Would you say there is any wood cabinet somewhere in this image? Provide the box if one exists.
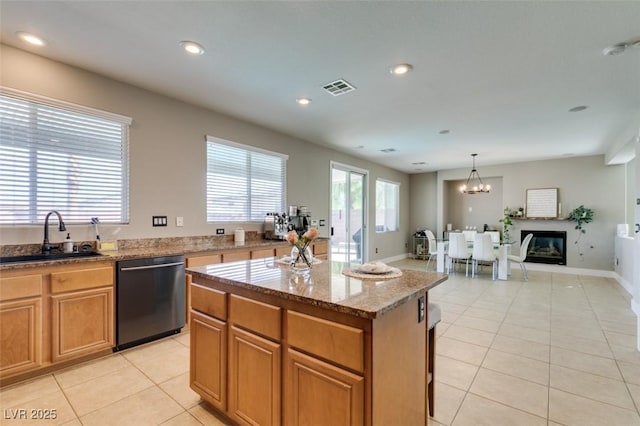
[50,266,114,362]
[285,348,364,426]
[0,274,43,378]
[0,261,115,384]
[189,268,434,426]
[190,310,227,411]
[311,240,328,259]
[285,310,364,426]
[229,325,281,426]
[50,287,113,362]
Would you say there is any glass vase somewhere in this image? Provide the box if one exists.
[290,245,313,274]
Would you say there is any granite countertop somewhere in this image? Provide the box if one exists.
[0,238,297,271]
[188,259,448,319]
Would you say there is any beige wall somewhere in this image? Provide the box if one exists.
[432,156,626,270]
[0,44,410,261]
[445,177,503,233]
[409,172,437,234]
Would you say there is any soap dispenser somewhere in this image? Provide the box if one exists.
[63,233,74,253]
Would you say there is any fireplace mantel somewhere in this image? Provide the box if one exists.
[513,218,568,221]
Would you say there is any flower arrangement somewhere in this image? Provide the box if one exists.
[286,228,319,268]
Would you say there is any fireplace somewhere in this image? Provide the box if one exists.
[521,230,567,265]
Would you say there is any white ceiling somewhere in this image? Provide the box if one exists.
[1,1,639,173]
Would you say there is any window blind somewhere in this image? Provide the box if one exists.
[0,88,130,225]
[206,136,287,222]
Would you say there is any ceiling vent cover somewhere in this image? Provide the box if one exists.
[322,79,356,96]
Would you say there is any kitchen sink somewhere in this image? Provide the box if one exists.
[0,251,105,264]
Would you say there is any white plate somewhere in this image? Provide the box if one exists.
[355,268,394,275]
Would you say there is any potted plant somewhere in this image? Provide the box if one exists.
[567,205,594,233]
[567,205,594,260]
[499,207,513,242]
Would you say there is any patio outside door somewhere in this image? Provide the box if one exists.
[330,163,367,263]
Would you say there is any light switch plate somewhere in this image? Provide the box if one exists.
[152,215,168,227]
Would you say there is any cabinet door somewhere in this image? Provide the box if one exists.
[229,325,281,426]
[190,310,227,411]
[285,349,364,426]
[311,240,328,259]
[0,298,42,376]
[50,287,114,362]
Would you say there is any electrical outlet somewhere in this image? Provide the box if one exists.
[319,219,326,226]
[216,228,225,235]
[176,216,184,227]
[152,215,167,226]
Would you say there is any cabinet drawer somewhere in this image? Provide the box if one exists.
[0,275,42,302]
[222,251,250,263]
[229,295,281,341]
[187,254,222,267]
[191,284,227,320]
[275,246,290,257]
[50,267,113,294]
[251,248,275,259]
[312,241,328,255]
[287,311,364,372]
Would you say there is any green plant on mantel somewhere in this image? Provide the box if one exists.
[499,207,514,242]
[567,205,594,260]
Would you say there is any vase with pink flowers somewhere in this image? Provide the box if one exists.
[286,228,319,274]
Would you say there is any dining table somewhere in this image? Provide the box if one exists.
[436,238,514,280]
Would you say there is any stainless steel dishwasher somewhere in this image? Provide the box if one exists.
[115,255,186,351]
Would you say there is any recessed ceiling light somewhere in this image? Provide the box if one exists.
[390,63,413,76]
[179,41,205,55]
[439,130,450,134]
[296,98,311,106]
[16,31,45,46]
[568,105,588,112]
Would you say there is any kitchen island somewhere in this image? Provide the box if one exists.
[187,258,447,426]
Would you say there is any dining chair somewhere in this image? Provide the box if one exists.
[507,233,534,281]
[462,229,477,243]
[485,231,501,245]
[425,229,437,271]
[447,233,470,275]
[471,233,498,279]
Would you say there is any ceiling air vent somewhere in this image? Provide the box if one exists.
[380,148,397,153]
[322,79,356,96]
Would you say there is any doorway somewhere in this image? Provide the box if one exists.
[330,162,367,263]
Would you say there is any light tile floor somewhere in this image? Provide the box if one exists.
[1,260,639,425]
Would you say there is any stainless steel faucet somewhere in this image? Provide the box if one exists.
[42,210,66,254]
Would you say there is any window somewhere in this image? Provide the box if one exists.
[375,179,399,232]
[206,136,287,222]
[0,88,131,225]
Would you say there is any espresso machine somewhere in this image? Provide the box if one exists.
[288,206,311,235]
[263,206,312,240]
[263,212,288,240]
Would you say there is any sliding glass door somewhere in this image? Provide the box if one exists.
[330,162,367,263]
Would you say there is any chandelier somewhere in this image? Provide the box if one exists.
[460,154,491,194]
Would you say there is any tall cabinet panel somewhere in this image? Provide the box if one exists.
[190,310,227,411]
[228,325,281,426]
